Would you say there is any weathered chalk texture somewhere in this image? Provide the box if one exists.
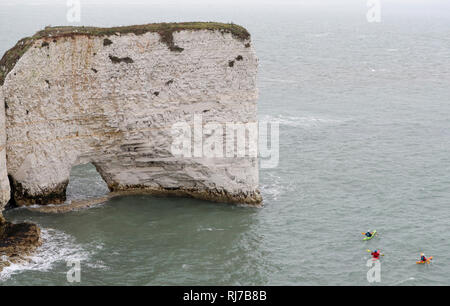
[0,23,261,209]
[0,87,10,214]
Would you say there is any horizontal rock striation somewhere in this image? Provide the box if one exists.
[0,22,262,208]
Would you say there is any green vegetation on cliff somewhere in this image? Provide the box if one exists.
[0,22,251,85]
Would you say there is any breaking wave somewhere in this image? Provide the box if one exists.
[0,228,105,281]
[260,172,294,202]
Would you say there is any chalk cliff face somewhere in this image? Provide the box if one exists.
[0,87,9,215]
[0,23,261,210]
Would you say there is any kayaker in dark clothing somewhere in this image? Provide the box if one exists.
[420,253,427,262]
[365,232,373,238]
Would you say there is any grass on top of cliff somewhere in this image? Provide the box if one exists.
[0,22,250,85]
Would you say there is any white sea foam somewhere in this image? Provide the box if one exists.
[197,227,225,232]
[259,114,345,128]
[0,228,102,281]
[259,77,299,84]
[392,277,416,285]
[306,32,331,38]
[85,261,109,270]
[260,172,294,202]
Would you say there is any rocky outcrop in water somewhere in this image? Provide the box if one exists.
[0,217,42,272]
[0,22,261,213]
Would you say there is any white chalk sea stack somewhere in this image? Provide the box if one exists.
[0,22,262,210]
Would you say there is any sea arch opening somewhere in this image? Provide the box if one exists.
[66,162,109,204]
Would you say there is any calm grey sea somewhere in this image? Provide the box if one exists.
[1,0,450,285]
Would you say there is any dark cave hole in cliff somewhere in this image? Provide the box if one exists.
[66,163,109,202]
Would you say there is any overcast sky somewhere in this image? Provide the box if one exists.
[0,0,448,18]
[0,0,449,9]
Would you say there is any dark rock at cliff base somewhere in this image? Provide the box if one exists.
[0,218,42,272]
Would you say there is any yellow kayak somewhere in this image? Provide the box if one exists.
[416,256,433,264]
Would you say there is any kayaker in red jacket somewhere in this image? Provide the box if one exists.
[371,249,381,259]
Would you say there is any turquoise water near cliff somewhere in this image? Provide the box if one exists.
[1,1,450,285]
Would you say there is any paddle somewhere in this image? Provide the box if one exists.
[366,249,384,256]
[419,256,432,263]
[361,231,377,237]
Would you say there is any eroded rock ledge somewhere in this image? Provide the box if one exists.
[0,22,261,214]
